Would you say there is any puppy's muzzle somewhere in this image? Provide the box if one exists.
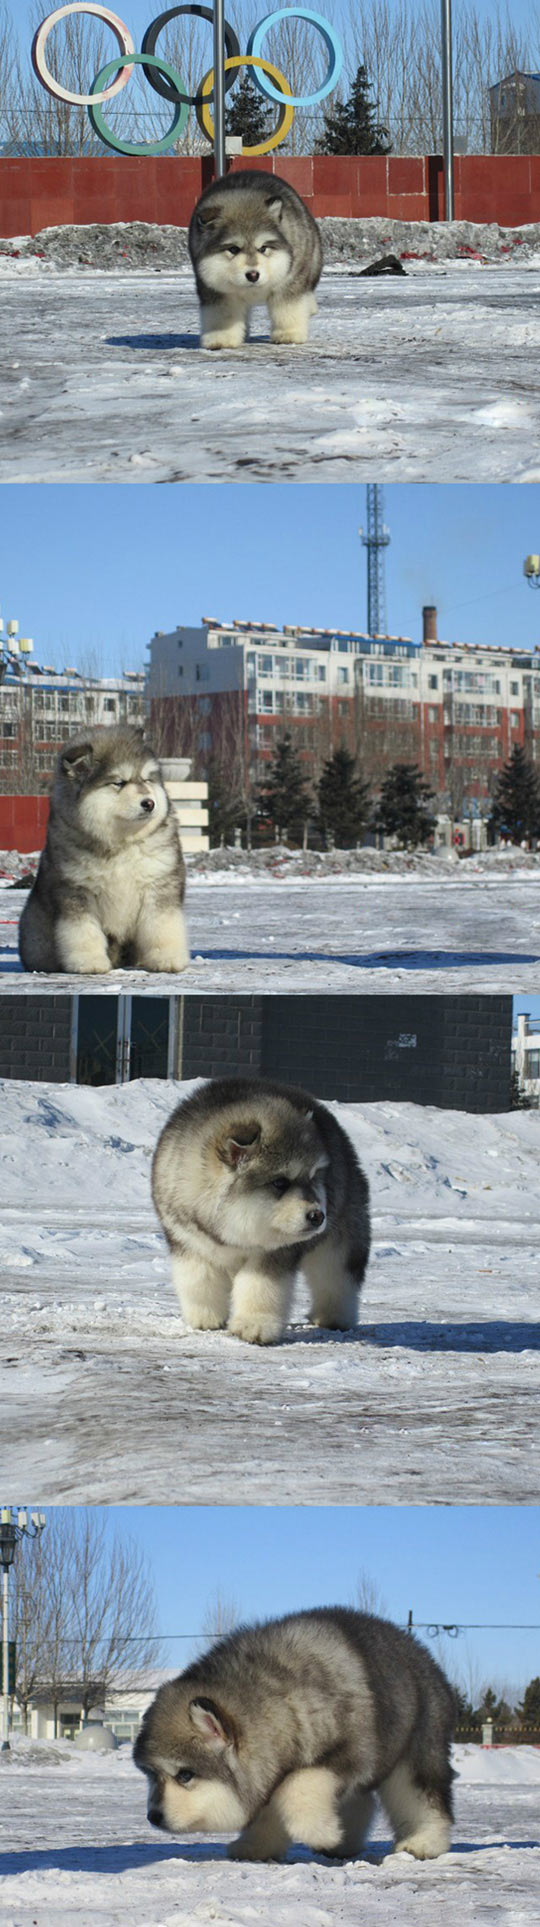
[148,1803,165,1828]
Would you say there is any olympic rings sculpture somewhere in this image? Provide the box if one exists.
[33,3,343,156]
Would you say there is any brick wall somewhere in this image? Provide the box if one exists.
[0,993,512,1108]
[0,995,72,1079]
[0,797,49,854]
[181,996,263,1081]
[260,995,513,1111]
[1,154,540,238]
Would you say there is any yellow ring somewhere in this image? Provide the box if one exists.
[196,55,294,154]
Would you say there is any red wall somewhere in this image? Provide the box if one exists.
[0,797,49,855]
[1,153,540,237]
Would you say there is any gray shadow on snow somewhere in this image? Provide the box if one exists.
[1,1838,538,1876]
[106,333,199,351]
[285,1321,540,1354]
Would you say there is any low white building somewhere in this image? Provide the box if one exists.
[512,1012,540,1105]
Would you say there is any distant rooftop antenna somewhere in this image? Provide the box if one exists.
[359,486,391,636]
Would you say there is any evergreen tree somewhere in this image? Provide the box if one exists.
[262,731,310,841]
[488,744,540,845]
[516,1677,540,1726]
[375,762,435,849]
[317,64,391,157]
[317,746,371,848]
[224,73,274,147]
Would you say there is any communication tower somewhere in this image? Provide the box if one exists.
[359,486,391,636]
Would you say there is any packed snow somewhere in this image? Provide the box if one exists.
[1,216,540,481]
[1,1078,538,1505]
[0,1739,538,1927]
[2,860,540,992]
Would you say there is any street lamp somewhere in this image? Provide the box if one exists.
[1,1508,46,1752]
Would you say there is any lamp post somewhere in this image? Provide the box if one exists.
[213,0,226,178]
[1,1508,46,1751]
[441,0,455,221]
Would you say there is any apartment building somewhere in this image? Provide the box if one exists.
[146,608,540,814]
[0,625,146,788]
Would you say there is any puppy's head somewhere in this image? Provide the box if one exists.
[58,728,169,846]
[193,192,292,299]
[208,1099,328,1250]
[134,1685,247,1836]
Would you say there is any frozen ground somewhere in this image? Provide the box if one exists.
[2,864,540,992]
[1,213,540,481]
[1,1079,538,1505]
[0,1741,538,1927]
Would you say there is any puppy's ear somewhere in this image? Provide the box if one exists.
[189,1697,236,1751]
[196,206,219,228]
[219,1123,261,1168]
[266,195,284,222]
[61,741,94,780]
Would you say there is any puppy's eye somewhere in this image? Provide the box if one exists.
[175,1768,194,1785]
[258,244,272,254]
[111,780,128,790]
[270,1176,290,1197]
[225,246,241,256]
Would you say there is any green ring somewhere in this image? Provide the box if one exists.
[88,52,189,155]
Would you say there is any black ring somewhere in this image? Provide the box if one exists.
[141,7,240,106]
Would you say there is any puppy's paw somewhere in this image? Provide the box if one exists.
[228,1313,284,1346]
[227,1837,282,1862]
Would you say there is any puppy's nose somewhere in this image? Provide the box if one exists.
[246,270,259,283]
[140,797,155,813]
[306,1207,325,1228]
[148,1806,164,1828]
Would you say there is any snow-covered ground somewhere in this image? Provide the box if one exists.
[1,230,540,481]
[1,1079,538,1505]
[0,1740,538,1927]
[2,866,540,992]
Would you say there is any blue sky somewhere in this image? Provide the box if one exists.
[10,1,539,59]
[57,1504,540,1696]
[2,485,540,676]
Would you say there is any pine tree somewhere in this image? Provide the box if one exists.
[488,744,540,845]
[262,732,310,841]
[516,1677,540,1726]
[375,762,435,849]
[224,73,274,148]
[317,747,371,848]
[316,64,391,157]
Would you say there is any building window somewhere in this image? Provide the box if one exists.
[510,681,519,695]
[428,706,438,723]
[511,711,520,728]
[428,675,438,689]
[104,698,116,712]
[337,667,349,684]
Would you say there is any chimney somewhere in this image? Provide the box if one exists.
[422,605,438,644]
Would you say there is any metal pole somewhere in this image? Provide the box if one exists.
[213,0,226,178]
[2,1567,9,1750]
[441,0,455,221]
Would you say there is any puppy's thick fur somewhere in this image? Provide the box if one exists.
[134,1607,455,1862]
[151,1075,370,1344]
[19,725,189,975]
[188,170,322,349]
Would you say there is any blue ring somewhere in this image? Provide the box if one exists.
[247,9,342,106]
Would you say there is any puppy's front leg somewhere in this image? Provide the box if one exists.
[228,1264,295,1345]
[200,300,247,351]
